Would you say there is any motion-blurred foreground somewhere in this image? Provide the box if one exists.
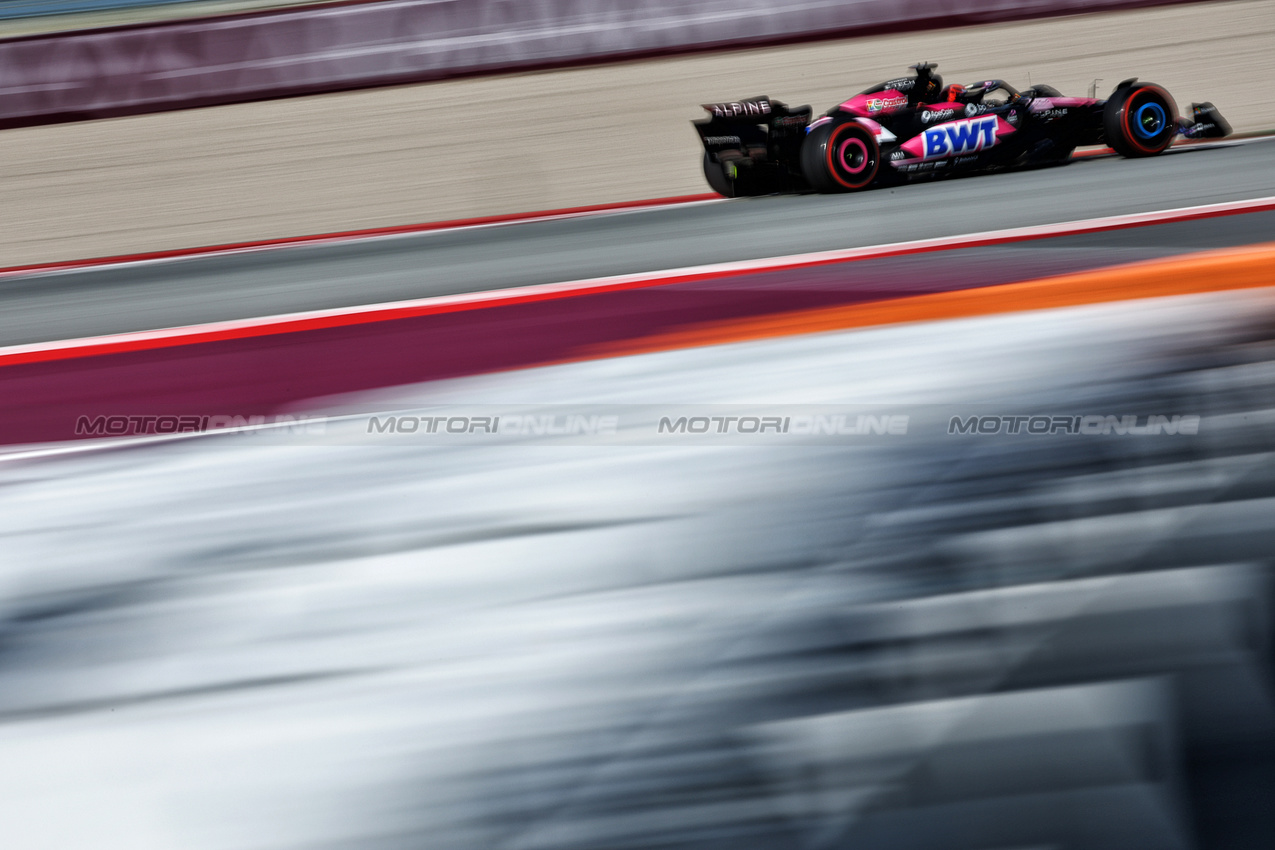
[2,291,1274,849]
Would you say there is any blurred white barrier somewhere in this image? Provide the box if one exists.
[0,290,1273,849]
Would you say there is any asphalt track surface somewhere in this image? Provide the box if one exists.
[4,139,1275,348]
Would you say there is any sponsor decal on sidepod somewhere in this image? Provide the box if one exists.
[919,115,1000,160]
[866,95,908,112]
[921,107,962,123]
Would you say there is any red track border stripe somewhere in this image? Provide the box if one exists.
[0,193,723,280]
[2,195,1274,368]
[3,136,1265,280]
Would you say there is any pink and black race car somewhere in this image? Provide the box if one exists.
[694,63,1230,196]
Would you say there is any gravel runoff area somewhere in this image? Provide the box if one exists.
[0,0,1271,268]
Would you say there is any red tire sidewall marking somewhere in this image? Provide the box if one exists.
[838,137,869,174]
[825,123,877,189]
[1121,86,1176,155]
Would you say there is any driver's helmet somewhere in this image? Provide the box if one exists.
[922,73,943,102]
[943,84,966,102]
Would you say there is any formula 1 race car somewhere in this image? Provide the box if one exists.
[694,63,1231,196]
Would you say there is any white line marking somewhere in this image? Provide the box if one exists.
[2,194,1273,364]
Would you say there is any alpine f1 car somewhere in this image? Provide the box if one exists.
[694,63,1231,196]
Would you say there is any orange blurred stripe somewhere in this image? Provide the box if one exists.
[582,241,1275,360]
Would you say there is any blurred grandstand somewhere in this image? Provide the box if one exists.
[0,0,316,34]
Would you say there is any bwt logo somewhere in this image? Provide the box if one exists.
[922,116,998,160]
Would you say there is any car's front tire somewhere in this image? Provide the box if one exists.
[1104,83,1177,157]
[801,120,880,193]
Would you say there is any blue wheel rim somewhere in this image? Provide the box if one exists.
[1133,101,1166,138]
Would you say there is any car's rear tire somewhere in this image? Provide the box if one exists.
[1104,83,1177,157]
[801,120,880,193]
[701,152,736,197]
[701,152,770,197]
